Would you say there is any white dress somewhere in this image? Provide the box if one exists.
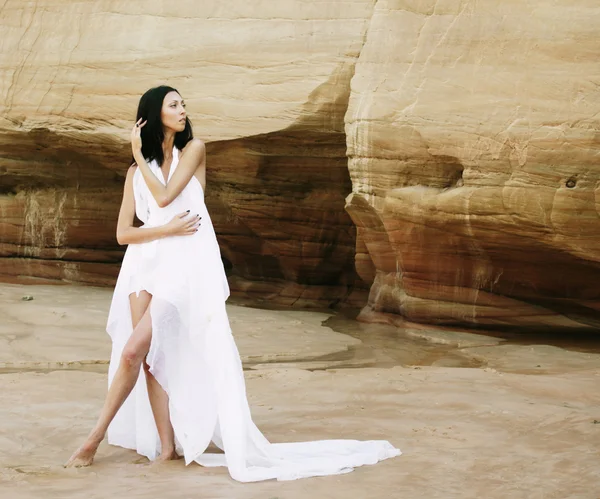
[105,146,401,482]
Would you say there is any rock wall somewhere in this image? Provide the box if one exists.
[0,0,376,306]
[1,0,599,326]
[346,0,600,328]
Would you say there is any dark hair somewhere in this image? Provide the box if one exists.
[132,85,193,167]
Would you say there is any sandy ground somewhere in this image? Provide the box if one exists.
[1,284,599,499]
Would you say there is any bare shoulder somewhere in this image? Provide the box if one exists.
[182,138,206,157]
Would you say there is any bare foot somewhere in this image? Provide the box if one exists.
[64,442,99,468]
[154,449,180,463]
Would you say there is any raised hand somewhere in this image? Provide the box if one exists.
[131,118,147,157]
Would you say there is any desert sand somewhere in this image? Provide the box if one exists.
[0,283,599,499]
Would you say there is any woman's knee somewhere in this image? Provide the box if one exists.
[121,346,144,369]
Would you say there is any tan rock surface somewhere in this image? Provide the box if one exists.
[0,284,360,370]
[0,1,375,305]
[1,284,600,498]
[346,0,600,328]
[3,368,600,499]
[2,0,600,325]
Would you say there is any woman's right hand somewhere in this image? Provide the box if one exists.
[165,211,201,237]
[131,118,147,158]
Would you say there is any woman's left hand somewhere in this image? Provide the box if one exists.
[131,118,147,157]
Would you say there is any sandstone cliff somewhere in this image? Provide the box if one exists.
[1,0,599,328]
[0,1,375,306]
[346,0,600,328]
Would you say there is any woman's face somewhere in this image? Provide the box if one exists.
[161,91,186,133]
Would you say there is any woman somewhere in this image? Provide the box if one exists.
[65,85,400,482]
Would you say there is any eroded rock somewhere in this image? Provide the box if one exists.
[346,0,600,328]
[0,1,375,306]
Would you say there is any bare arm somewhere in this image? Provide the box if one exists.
[116,167,201,245]
[132,138,206,208]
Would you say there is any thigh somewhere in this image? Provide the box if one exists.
[129,290,152,328]
[123,291,153,360]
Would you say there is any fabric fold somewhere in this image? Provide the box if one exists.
[106,146,401,482]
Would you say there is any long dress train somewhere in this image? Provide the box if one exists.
[105,146,401,482]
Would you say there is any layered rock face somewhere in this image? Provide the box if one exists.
[346,0,600,328]
[0,127,128,284]
[1,0,599,327]
[0,1,375,306]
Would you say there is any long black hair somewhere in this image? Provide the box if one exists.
[133,85,193,167]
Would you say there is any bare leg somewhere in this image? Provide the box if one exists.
[130,292,177,458]
[143,362,178,461]
[132,302,177,461]
[64,292,154,467]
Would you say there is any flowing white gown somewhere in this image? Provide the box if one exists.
[105,146,401,482]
